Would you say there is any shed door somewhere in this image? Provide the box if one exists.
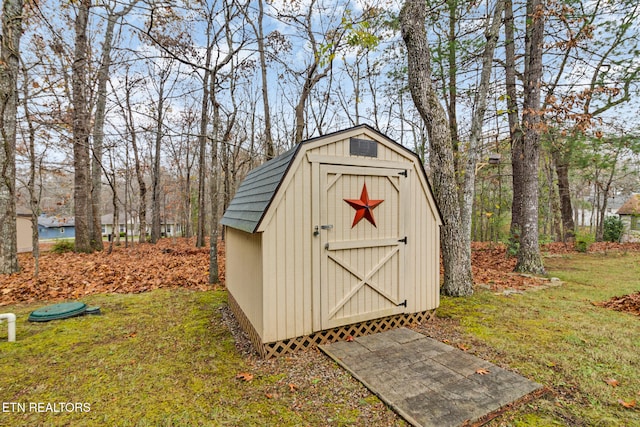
[318,164,408,330]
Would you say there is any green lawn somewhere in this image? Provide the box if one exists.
[0,252,638,426]
[436,251,640,426]
[0,290,397,426]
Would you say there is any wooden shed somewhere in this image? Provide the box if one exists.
[617,194,640,243]
[221,125,442,357]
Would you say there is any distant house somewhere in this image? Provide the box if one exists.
[617,194,640,243]
[101,213,137,237]
[37,215,75,240]
[160,219,182,237]
[100,213,182,238]
[17,213,33,253]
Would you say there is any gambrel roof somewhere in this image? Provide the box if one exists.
[221,124,441,234]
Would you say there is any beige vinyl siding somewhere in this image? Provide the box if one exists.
[17,217,33,253]
[226,227,264,339]
[261,159,314,343]
[256,129,440,343]
[411,171,440,312]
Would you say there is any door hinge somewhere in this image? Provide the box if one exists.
[398,170,408,177]
[397,299,407,307]
[398,236,407,244]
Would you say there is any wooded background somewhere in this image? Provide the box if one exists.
[1,0,639,290]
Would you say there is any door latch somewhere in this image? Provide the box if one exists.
[314,224,334,236]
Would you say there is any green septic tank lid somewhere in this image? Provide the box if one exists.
[28,302,88,322]
[85,306,101,315]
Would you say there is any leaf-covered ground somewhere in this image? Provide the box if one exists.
[470,242,640,316]
[1,238,638,316]
[0,238,223,306]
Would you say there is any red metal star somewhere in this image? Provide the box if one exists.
[344,183,384,228]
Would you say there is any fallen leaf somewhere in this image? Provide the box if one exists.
[457,343,470,351]
[236,372,254,382]
[618,399,636,409]
[604,378,619,387]
[265,393,273,399]
[475,368,490,375]
[288,383,298,392]
[346,335,354,342]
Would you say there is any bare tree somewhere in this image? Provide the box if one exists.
[90,0,138,252]
[149,54,176,243]
[114,70,148,243]
[244,0,275,158]
[460,0,505,277]
[275,0,347,143]
[71,0,93,252]
[19,61,46,277]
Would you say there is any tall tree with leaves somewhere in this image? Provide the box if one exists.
[400,0,473,296]
[0,0,22,273]
[511,0,545,273]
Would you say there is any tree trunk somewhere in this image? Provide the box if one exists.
[21,65,40,276]
[150,69,166,244]
[124,76,147,243]
[400,0,473,296]
[90,9,118,253]
[514,0,545,274]
[91,3,136,251]
[446,0,460,181]
[294,68,316,144]
[551,145,575,241]
[209,93,220,285]
[504,0,524,246]
[196,70,210,247]
[72,0,93,253]
[257,0,274,159]
[0,0,22,274]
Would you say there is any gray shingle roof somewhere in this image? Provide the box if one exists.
[221,145,300,233]
[38,216,75,228]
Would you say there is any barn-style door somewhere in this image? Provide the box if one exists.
[317,164,408,330]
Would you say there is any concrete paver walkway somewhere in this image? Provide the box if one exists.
[319,328,542,427]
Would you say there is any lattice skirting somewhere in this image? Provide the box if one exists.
[228,294,435,359]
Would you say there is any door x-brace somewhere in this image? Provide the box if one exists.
[326,246,403,318]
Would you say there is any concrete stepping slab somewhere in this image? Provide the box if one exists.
[320,328,542,427]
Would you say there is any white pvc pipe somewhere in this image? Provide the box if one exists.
[0,313,16,342]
